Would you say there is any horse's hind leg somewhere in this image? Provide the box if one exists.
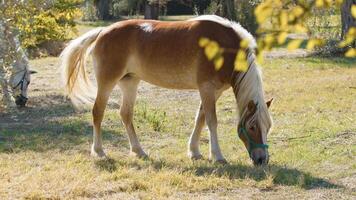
[118,75,147,158]
[188,103,205,160]
[91,80,117,158]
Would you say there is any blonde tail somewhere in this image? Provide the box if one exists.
[60,27,103,108]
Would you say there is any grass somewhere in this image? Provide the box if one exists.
[0,55,355,199]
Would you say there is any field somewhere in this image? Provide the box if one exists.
[1,24,356,199]
[0,55,355,199]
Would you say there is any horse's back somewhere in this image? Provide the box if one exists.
[92,18,241,89]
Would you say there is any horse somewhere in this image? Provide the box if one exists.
[0,19,35,107]
[60,15,273,165]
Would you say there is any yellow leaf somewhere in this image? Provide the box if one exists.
[352,5,356,18]
[287,39,303,51]
[336,0,343,6]
[315,0,324,8]
[234,51,248,72]
[280,11,288,28]
[240,39,249,49]
[264,34,275,45]
[338,36,354,48]
[199,37,210,47]
[295,24,308,33]
[204,41,219,60]
[292,6,304,17]
[345,48,356,57]
[347,27,356,37]
[257,51,264,64]
[256,7,272,24]
[288,13,296,22]
[214,56,224,70]
[277,32,288,44]
[306,39,323,50]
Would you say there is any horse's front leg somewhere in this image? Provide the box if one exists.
[198,83,227,163]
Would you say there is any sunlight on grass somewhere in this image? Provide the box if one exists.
[0,56,354,199]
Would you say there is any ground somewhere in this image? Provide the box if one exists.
[0,55,355,199]
[0,25,355,199]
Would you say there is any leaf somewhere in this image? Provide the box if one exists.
[292,6,304,17]
[306,39,323,50]
[287,39,303,51]
[338,36,354,48]
[199,37,210,47]
[257,52,264,64]
[345,48,356,57]
[214,56,224,70]
[315,0,324,8]
[351,4,356,19]
[240,39,249,49]
[234,51,248,72]
[294,24,308,33]
[204,41,219,60]
[277,32,288,45]
[280,11,288,29]
[264,34,275,45]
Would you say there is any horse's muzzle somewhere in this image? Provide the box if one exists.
[15,95,28,107]
[251,148,269,166]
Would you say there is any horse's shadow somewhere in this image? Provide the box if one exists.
[0,94,127,153]
[94,156,342,190]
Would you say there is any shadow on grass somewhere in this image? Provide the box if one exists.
[94,156,342,190]
[186,163,341,190]
[0,94,127,153]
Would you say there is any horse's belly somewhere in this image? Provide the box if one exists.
[127,57,199,89]
[136,68,198,89]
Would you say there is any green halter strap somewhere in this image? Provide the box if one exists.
[238,106,269,156]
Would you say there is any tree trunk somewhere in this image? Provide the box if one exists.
[216,0,236,20]
[144,1,159,20]
[94,0,112,20]
[341,0,356,42]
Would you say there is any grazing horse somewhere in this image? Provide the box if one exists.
[0,19,34,107]
[60,15,273,165]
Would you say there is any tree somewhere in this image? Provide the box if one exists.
[341,0,356,45]
[144,0,160,19]
[215,0,236,20]
[94,0,113,20]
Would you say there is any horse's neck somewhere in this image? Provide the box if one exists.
[1,20,29,75]
[232,60,264,116]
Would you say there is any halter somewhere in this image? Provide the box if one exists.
[238,105,269,156]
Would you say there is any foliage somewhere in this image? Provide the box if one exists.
[1,0,83,48]
[200,0,356,72]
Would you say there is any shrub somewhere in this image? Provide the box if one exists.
[2,0,83,48]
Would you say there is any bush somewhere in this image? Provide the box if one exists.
[2,0,83,48]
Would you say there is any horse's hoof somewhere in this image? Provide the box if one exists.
[189,153,203,160]
[91,149,107,158]
[130,151,148,159]
[214,159,228,165]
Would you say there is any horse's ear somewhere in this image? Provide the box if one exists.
[30,70,37,74]
[266,98,273,109]
[248,100,257,113]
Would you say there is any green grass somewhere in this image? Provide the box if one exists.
[0,55,355,199]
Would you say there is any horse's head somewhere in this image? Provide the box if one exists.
[238,98,273,166]
[10,69,36,107]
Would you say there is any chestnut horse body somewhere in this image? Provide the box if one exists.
[60,15,273,165]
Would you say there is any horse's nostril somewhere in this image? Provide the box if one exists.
[253,155,266,166]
